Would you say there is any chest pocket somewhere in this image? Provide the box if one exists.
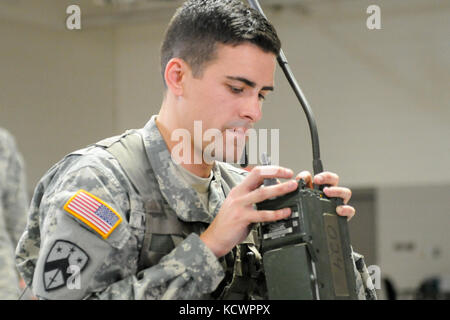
[98,130,208,269]
[101,129,265,299]
[137,199,208,270]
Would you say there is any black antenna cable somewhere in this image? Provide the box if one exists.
[247,0,324,176]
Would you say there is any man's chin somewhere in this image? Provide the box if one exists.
[205,148,246,164]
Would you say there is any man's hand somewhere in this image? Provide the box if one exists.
[200,166,298,258]
[296,170,355,221]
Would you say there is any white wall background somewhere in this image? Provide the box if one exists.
[0,18,116,187]
[0,0,449,297]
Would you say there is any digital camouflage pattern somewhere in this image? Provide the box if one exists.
[15,116,376,299]
[0,128,28,299]
[353,251,377,300]
[15,116,245,299]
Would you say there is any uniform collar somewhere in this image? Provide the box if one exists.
[141,115,220,224]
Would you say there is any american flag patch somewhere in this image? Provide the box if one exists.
[64,190,122,239]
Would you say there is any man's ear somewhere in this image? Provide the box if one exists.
[164,58,189,97]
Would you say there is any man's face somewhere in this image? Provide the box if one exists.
[181,42,276,163]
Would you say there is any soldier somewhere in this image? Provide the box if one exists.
[0,128,28,299]
[16,0,375,299]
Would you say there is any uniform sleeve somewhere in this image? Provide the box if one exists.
[92,233,225,300]
[3,133,28,247]
[33,164,224,300]
[352,251,377,300]
[0,132,27,299]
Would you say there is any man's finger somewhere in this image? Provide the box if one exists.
[323,186,352,204]
[314,171,339,186]
[244,179,298,205]
[295,171,313,189]
[240,166,294,191]
[336,205,355,221]
[249,207,292,223]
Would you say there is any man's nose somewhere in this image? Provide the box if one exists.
[239,96,262,123]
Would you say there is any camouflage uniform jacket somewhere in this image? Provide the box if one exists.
[15,115,376,300]
[0,128,28,299]
[15,115,248,300]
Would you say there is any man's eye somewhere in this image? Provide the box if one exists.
[229,86,243,94]
[258,94,266,101]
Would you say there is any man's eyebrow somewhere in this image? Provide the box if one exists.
[226,76,274,91]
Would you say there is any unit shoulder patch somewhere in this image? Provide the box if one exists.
[43,240,89,292]
[63,189,122,239]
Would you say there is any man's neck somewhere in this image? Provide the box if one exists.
[155,110,213,179]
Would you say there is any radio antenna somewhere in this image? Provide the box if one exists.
[248,0,324,176]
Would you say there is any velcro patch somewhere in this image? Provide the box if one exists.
[64,189,122,239]
[43,240,89,292]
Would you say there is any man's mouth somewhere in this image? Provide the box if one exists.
[224,119,253,134]
[224,127,249,141]
[230,127,247,134]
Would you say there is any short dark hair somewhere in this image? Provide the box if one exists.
[160,0,281,87]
